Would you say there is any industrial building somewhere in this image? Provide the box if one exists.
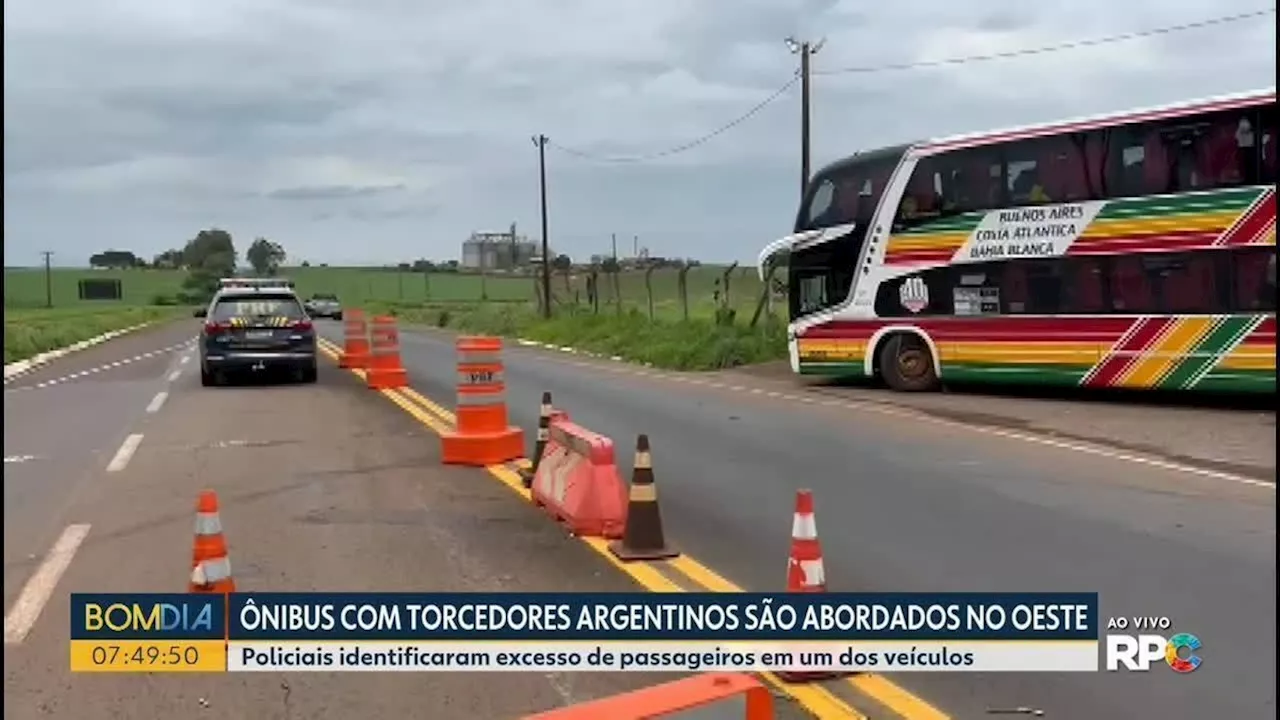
[461,224,542,271]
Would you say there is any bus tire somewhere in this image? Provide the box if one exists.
[878,333,939,393]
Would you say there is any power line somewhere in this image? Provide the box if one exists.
[548,8,1275,164]
[816,8,1276,75]
[548,72,799,163]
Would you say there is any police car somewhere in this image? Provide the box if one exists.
[195,285,317,386]
[218,277,296,291]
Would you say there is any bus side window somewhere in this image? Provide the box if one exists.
[1005,136,1090,205]
[1001,264,1029,313]
[1110,256,1155,312]
[1261,103,1277,184]
[1155,253,1219,313]
[1232,248,1277,312]
[1063,258,1107,313]
[998,260,1065,313]
[895,158,944,227]
[1106,123,1171,199]
[938,148,1006,213]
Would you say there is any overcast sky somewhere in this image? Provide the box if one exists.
[3,0,1276,267]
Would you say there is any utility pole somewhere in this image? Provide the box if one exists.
[611,233,617,260]
[41,251,54,308]
[786,36,825,194]
[532,135,552,318]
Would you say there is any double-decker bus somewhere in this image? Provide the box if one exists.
[759,88,1276,394]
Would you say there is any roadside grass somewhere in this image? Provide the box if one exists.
[384,302,789,371]
[3,306,186,364]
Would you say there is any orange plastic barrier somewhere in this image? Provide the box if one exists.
[522,673,775,720]
[365,316,408,389]
[338,310,370,370]
[531,417,627,538]
[440,336,524,465]
[189,490,235,594]
[609,434,678,561]
[776,488,843,683]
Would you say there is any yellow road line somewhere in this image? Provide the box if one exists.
[847,676,949,720]
[663,549,950,719]
[399,386,456,423]
[319,337,941,720]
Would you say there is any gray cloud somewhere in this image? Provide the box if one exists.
[3,0,1275,266]
[266,184,407,201]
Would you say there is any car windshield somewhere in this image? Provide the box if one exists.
[312,294,338,301]
[212,294,305,320]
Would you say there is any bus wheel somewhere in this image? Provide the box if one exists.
[879,333,938,392]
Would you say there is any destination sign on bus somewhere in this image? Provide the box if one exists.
[955,200,1106,264]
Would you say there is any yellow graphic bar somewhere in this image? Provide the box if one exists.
[70,640,227,673]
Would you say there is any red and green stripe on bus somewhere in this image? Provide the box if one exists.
[884,185,1276,266]
[796,314,1275,393]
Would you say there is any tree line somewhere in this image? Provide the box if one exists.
[91,231,286,303]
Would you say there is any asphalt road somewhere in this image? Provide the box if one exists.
[325,322,1276,720]
[5,324,809,720]
[4,323,198,613]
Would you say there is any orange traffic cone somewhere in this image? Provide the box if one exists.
[190,490,235,594]
[786,489,825,594]
[777,489,844,683]
[338,310,371,370]
[608,435,678,561]
[521,392,555,488]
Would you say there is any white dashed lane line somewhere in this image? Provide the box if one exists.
[3,341,193,393]
[4,524,92,645]
[145,391,169,414]
[105,434,144,473]
[3,455,41,465]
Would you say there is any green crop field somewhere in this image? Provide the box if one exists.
[3,263,785,369]
[1,266,535,308]
[3,264,773,317]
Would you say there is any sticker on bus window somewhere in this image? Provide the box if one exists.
[899,276,929,313]
[954,286,1000,316]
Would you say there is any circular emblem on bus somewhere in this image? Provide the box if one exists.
[899,276,929,314]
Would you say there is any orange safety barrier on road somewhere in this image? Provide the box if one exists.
[189,490,236,594]
[338,310,371,370]
[776,488,844,683]
[522,673,775,720]
[609,434,679,561]
[530,415,627,538]
[365,316,408,390]
[441,336,524,465]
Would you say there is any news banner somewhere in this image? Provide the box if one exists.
[68,592,1216,675]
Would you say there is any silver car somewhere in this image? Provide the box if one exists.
[304,293,343,320]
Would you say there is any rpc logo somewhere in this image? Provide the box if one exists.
[1105,633,1202,673]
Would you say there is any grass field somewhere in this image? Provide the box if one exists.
[4,264,787,369]
[3,264,773,314]
[4,306,186,364]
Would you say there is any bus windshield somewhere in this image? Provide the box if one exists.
[797,147,906,232]
[783,146,907,319]
[788,235,862,319]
